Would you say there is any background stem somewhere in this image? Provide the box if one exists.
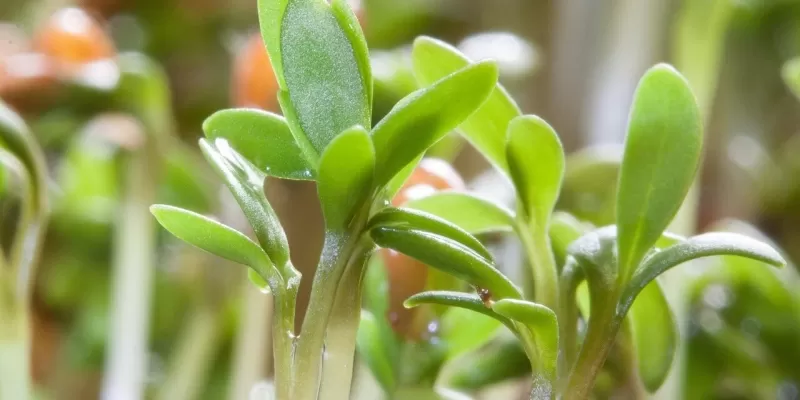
[102,148,158,400]
[0,294,29,400]
[517,222,559,309]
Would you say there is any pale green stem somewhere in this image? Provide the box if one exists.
[0,280,29,400]
[273,273,299,400]
[317,239,374,399]
[291,208,370,400]
[102,149,158,400]
[157,306,220,400]
[227,283,274,400]
[516,221,559,310]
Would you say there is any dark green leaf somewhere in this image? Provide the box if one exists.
[356,310,396,392]
[506,115,564,230]
[368,207,493,261]
[273,0,370,155]
[405,291,515,332]
[625,232,785,307]
[150,205,274,281]
[446,335,530,391]
[491,299,559,381]
[203,108,314,180]
[405,191,515,234]
[370,227,521,300]
[412,37,521,175]
[318,126,374,229]
[616,64,703,279]
[626,280,676,392]
[200,139,297,281]
[371,61,498,188]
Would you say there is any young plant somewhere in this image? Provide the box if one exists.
[151,0,499,398]
[0,100,49,400]
[389,38,787,398]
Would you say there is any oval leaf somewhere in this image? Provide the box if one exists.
[203,108,314,180]
[371,61,498,188]
[625,232,786,303]
[626,280,676,392]
[275,0,370,155]
[491,299,559,380]
[151,205,274,280]
[370,227,521,300]
[200,139,297,281]
[506,115,564,230]
[368,207,493,262]
[412,37,521,175]
[405,291,515,332]
[318,126,374,229]
[616,64,703,279]
[404,191,515,235]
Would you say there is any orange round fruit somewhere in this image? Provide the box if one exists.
[34,8,115,75]
[232,34,279,110]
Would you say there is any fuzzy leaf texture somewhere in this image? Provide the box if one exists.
[258,0,370,158]
[405,191,516,235]
[371,61,498,188]
[203,108,314,180]
[506,115,565,231]
[412,36,521,175]
[616,64,703,279]
[150,205,275,282]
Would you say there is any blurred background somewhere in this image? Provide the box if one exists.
[1,0,800,399]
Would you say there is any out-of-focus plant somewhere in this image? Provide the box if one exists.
[0,100,49,400]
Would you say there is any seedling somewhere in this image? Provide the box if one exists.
[150,0,787,398]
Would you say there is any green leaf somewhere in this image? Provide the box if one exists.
[370,227,521,300]
[624,232,785,304]
[446,335,530,391]
[317,126,374,229]
[330,0,372,109]
[356,310,396,392]
[441,306,504,359]
[203,108,314,180]
[404,191,515,235]
[626,280,676,392]
[248,269,271,294]
[616,64,703,280]
[269,0,370,156]
[405,291,515,332]
[412,37,521,175]
[371,61,498,188]
[0,101,47,213]
[150,205,275,281]
[200,139,296,281]
[491,299,559,381]
[368,207,493,262]
[383,154,422,200]
[560,145,622,226]
[781,57,800,100]
[506,115,564,230]
[549,212,588,267]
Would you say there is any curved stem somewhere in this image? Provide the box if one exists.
[516,221,559,309]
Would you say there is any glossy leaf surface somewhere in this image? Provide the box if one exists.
[627,280,676,392]
[203,108,313,180]
[412,36,521,175]
[405,291,515,331]
[506,115,564,229]
[151,205,274,280]
[405,191,515,234]
[616,64,703,279]
[318,126,374,229]
[368,207,493,262]
[371,227,521,299]
[371,61,498,188]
